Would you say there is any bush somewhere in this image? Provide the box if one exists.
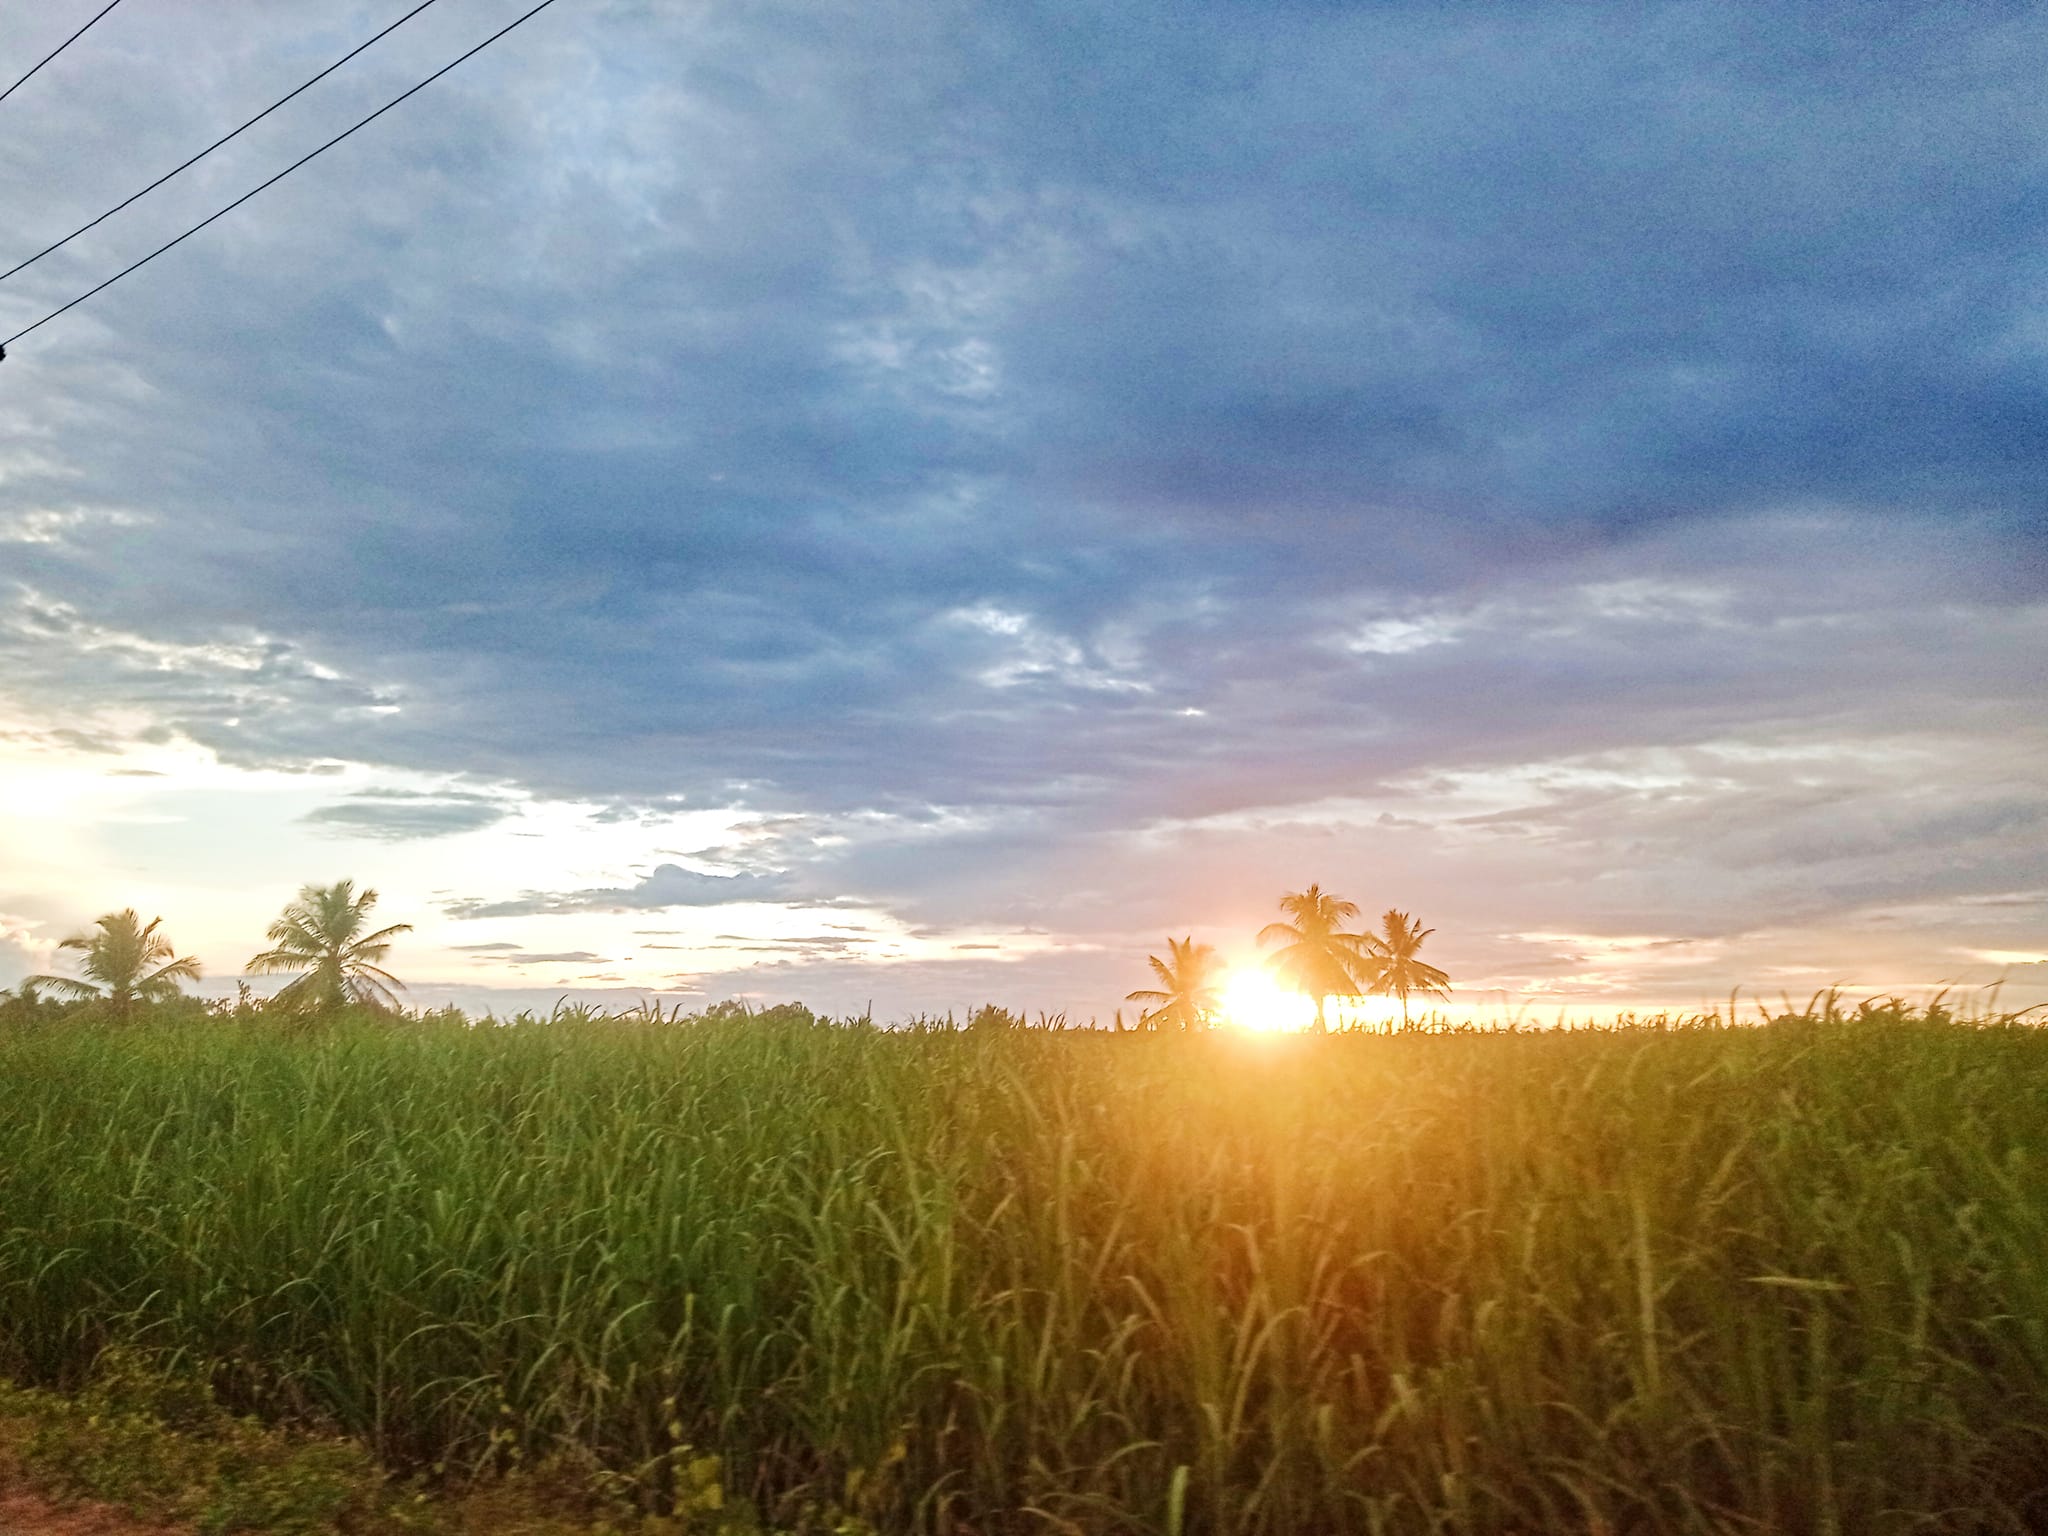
[5,1351,378,1534]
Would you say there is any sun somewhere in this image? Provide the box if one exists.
[1217,966,1316,1033]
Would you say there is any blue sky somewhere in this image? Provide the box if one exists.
[2,0,2043,1020]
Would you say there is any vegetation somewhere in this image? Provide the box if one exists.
[18,876,1433,1040]
[1359,908,1451,1027]
[0,1353,383,1535]
[1257,884,1382,1031]
[0,997,2042,1534]
[1126,934,1224,1031]
[0,1348,730,1534]
[24,907,201,1022]
[246,879,413,1015]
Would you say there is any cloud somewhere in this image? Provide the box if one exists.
[0,3,2042,1011]
[444,863,800,919]
[4,5,2040,803]
[0,585,397,771]
[300,789,511,841]
[1962,950,2048,968]
[0,912,55,988]
[707,933,881,958]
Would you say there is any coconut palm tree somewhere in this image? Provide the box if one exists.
[1126,935,1224,1032]
[1257,883,1379,1033]
[1360,908,1450,1029]
[26,909,201,1022]
[246,880,411,1015]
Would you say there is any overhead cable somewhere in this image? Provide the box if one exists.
[2,0,448,285]
[0,0,129,106]
[3,0,564,353]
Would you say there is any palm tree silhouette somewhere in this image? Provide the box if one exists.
[1360,908,1450,1029]
[1258,884,1379,1033]
[27,909,201,1022]
[246,880,411,1014]
[1125,935,1224,1032]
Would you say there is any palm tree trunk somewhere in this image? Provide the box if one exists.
[1315,994,1329,1034]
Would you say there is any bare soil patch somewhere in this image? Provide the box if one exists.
[0,1486,187,1536]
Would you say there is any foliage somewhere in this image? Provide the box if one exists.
[0,977,65,1028]
[0,1351,755,1534]
[246,880,412,1015]
[1126,934,1224,1031]
[23,908,201,1023]
[1,1350,377,1534]
[1357,907,1451,1027]
[1256,883,1379,1031]
[0,1005,2043,1533]
[965,1002,1021,1031]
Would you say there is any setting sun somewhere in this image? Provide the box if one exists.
[1218,967,1317,1033]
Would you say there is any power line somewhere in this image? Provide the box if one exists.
[2,0,565,353]
[2,0,449,286]
[0,0,128,106]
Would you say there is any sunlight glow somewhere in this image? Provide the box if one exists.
[1218,967,1317,1033]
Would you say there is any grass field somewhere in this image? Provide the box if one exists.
[0,1004,2043,1534]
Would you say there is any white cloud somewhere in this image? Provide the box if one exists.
[945,604,1153,692]
[1342,613,1466,655]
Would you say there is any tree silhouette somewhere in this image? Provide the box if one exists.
[1258,884,1378,1033]
[246,880,411,1015]
[26,909,200,1022]
[1360,908,1450,1029]
[1125,935,1224,1032]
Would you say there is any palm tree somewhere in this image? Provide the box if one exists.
[1126,935,1224,1032]
[1359,909,1451,1029]
[1258,884,1379,1033]
[246,880,411,1015]
[26,909,201,1022]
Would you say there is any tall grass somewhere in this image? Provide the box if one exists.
[0,1007,2043,1533]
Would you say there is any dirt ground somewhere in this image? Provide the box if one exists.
[0,1486,186,1535]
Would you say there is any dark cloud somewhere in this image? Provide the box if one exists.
[445,863,800,919]
[716,934,878,955]
[301,789,511,841]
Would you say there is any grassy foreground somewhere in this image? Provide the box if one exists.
[0,1007,2043,1534]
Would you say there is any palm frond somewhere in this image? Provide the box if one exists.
[260,920,325,950]
[245,947,314,974]
[249,881,408,1015]
[22,974,101,1002]
[43,910,196,1011]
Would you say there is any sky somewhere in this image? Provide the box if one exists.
[1,0,2043,1023]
